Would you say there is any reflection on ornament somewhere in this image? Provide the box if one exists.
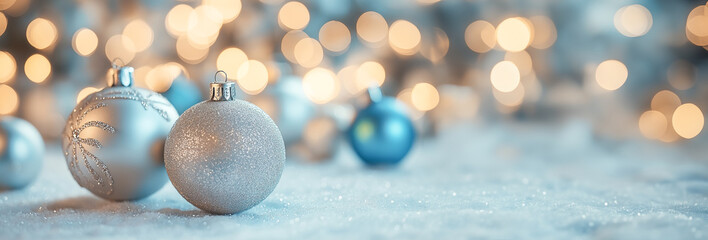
[0,116,44,190]
[61,64,178,200]
[347,87,416,165]
[165,71,285,214]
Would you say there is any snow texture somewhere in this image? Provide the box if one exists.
[1,121,707,239]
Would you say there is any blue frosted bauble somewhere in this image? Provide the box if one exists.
[161,77,202,115]
[266,76,314,146]
[347,97,416,165]
[0,116,45,190]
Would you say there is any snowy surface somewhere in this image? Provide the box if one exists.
[1,122,707,239]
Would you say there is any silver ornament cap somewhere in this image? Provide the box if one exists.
[108,59,134,87]
[61,60,179,201]
[210,70,235,101]
[164,70,286,214]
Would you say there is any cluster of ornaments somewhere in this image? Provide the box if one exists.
[2,61,416,215]
[60,65,285,214]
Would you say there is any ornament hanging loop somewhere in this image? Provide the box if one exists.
[214,70,228,83]
[367,84,382,103]
[111,58,125,69]
[109,58,133,88]
[210,70,236,101]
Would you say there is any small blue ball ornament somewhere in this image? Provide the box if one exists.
[161,76,203,115]
[0,116,45,190]
[347,87,416,165]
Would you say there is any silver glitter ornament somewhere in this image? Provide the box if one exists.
[164,71,285,215]
[0,116,44,190]
[61,62,178,200]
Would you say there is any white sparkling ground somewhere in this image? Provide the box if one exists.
[1,122,707,240]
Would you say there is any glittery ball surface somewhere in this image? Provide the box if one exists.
[164,99,286,214]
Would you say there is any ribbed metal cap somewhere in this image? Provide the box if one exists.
[210,70,235,101]
[108,59,133,87]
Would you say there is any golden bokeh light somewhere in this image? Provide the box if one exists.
[638,110,667,139]
[0,0,13,10]
[203,0,242,23]
[281,30,308,63]
[338,65,358,94]
[493,83,525,107]
[529,16,557,49]
[504,51,533,76]
[146,63,184,93]
[595,60,628,91]
[651,90,681,115]
[134,66,152,88]
[465,20,496,53]
[614,4,653,38]
[496,17,531,52]
[672,103,704,139]
[123,19,153,52]
[76,87,100,104]
[186,5,223,48]
[236,60,269,95]
[278,1,309,30]
[265,61,281,84]
[294,37,324,68]
[0,51,16,83]
[72,28,98,56]
[357,11,388,44]
[105,34,136,63]
[490,61,521,93]
[0,84,18,115]
[355,61,385,92]
[216,47,248,80]
[319,20,351,52]
[0,12,6,37]
[389,20,421,55]
[421,28,449,63]
[24,54,51,83]
[686,6,708,46]
[396,88,424,119]
[649,90,682,142]
[165,4,194,37]
[26,18,58,50]
[176,35,208,64]
[411,82,439,112]
[302,67,339,104]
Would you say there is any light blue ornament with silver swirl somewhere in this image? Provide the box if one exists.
[0,116,44,190]
[61,61,179,201]
[347,87,416,166]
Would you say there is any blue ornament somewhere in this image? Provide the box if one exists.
[161,76,203,115]
[0,116,45,190]
[347,87,416,165]
[268,76,315,146]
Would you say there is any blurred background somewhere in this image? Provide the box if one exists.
[0,0,706,162]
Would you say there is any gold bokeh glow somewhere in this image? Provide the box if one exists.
[595,60,628,91]
[72,28,98,56]
[26,18,58,50]
[24,54,51,83]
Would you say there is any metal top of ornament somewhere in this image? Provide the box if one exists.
[108,59,134,87]
[367,84,383,103]
[210,70,236,101]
